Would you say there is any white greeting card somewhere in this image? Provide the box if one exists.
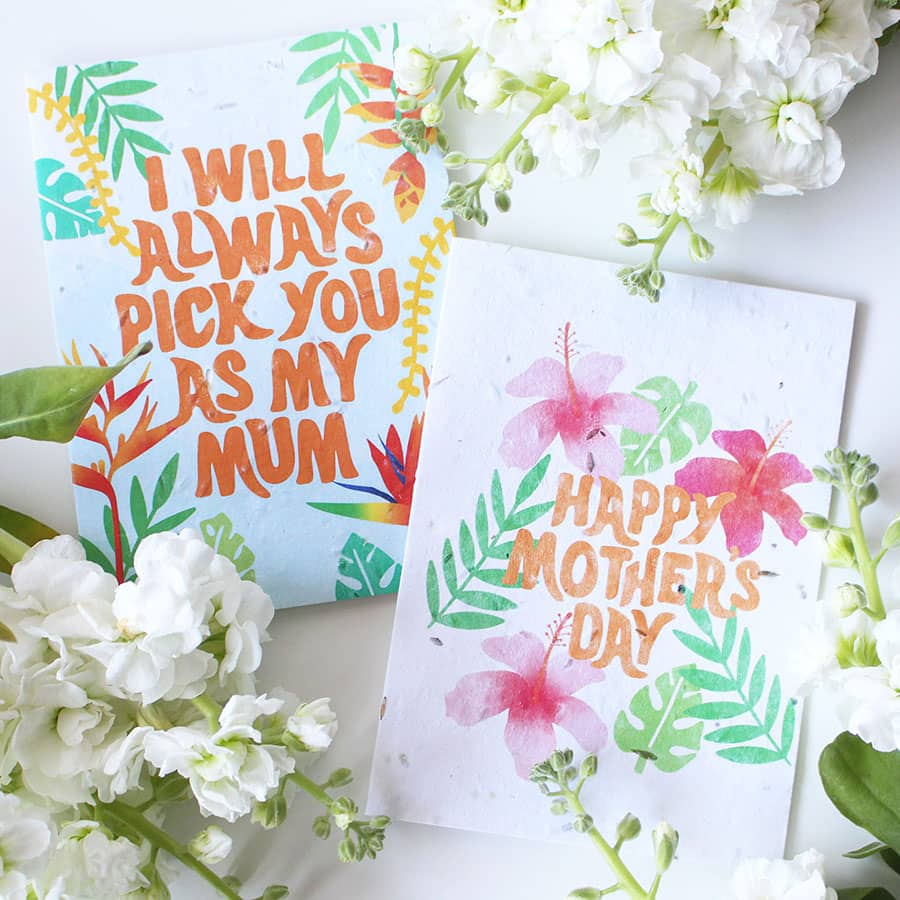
[369,239,854,878]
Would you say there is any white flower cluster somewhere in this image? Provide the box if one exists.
[0,532,338,898]
[731,849,837,900]
[797,569,900,752]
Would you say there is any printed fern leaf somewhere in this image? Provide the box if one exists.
[614,669,703,773]
[675,588,797,765]
[426,455,555,630]
[621,377,712,476]
[35,158,103,240]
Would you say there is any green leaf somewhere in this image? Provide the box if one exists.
[334,532,401,600]
[151,454,179,514]
[338,78,360,107]
[198,512,256,581]
[721,615,737,661]
[122,129,169,154]
[111,129,126,180]
[506,501,556,529]
[491,470,505,524]
[68,71,84,115]
[145,509,195,535]
[458,521,476,570]
[34,158,103,241]
[361,26,382,49]
[475,494,489,554]
[80,536,115,575]
[672,629,721,663]
[130,476,149,538]
[54,66,68,99]
[305,81,336,119]
[679,668,735,692]
[836,890,897,900]
[514,455,551,507]
[683,700,747,720]
[705,724,765,744]
[0,505,58,573]
[296,52,349,86]
[780,698,797,755]
[83,92,101,134]
[345,32,372,64]
[80,61,138,78]
[426,561,440,621]
[764,676,782,731]
[97,108,111,158]
[881,848,900,877]
[487,540,515,561]
[819,731,900,852]
[748,657,766,706]
[0,342,150,442]
[683,594,714,638]
[457,591,517,612]
[290,32,347,52]
[621,377,712,475]
[438,611,505,630]
[736,628,752,687]
[716,746,785,765]
[474,568,519,588]
[883,516,900,550]
[441,539,458,592]
[111,104,164,123]
[98,79,157,96]
[845,842,888,860]
[614,669,703,773]
[323,102,341,154]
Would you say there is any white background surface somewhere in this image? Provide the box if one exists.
[1,2,898,898]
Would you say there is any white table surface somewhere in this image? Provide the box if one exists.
[2,2,899,897]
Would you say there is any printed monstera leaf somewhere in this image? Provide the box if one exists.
[200,512,256,582]
[621,377,712,476]
[614,669,703,773]
[335,533,402,600]
[35,158,103,240]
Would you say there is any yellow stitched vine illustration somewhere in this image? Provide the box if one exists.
[27,84,140,257]
[393,216,455,415]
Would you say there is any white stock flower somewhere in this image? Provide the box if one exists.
[705,160,760,226]
[393,45,438,94]
[144,694,294,822]
[642,145,707,218]
[721,57,847,195]
[523,103,605,178]
[0,794,52,900]
[189,825,232,865]
[732,849,837,899]
[464,66,513,112]
[813,0,894,83]
[94,725,152,802]
[287,698,338,751]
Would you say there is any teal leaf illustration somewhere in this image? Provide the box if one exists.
[54,61,169,181]
[675,589,797,765]
[427,456,554,630]
[614,669,703,774]
[621,378,712,476]
[335,533,401,600]
[35,158,103,240]
[200,512,256,582]
[290,27,387,153]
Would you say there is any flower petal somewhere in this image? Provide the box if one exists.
[756,452,813,493]
[553,696,608,753]
[593,392,658,433]
[675,457,744,497]
[482,631,546,680]
[504,705,558,778]
[572,353,625,396]
[757,489,807,546]
[506,357,568,399]
[559,425,624,480]
[720,494,765,557]
[445,670,525,727]
[713,429,767,472]
[499,400,563,470]
[546,656,605,697]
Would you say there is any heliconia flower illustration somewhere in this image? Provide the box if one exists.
[674,424,813,557]
[445,615,607,779]
[499,323,658,481]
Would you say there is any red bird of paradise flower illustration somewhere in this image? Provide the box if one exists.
[308,415,423,526]
[342,62,435,223]
[674,422,812,557]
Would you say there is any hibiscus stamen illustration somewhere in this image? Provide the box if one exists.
[747,419,791,493]
[556,322,581,417]
[445,616,607,779]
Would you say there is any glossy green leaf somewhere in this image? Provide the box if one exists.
[881,848,900,876]
[0,342,150,442]
[837,890,897,900]
[0,505,58,573]
[334,532,401,600]
[820,731,900,852]
[34,158,103,240]
[614,669,703,773]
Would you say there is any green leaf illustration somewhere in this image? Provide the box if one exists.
[54,61,169,181]
[427,456,555,630]
[34,158,103,240]
[621,377,712,476]
[289,27,386,153]
[334,532,401,600]
[614,669,703,774]
[200,512,256,582]
[674,590,797,765]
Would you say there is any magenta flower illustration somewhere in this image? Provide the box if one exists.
[445,615,607,779]
[499,323,658,481]
[674,424,813,557]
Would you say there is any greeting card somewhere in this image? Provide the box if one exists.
[26,24,450,607]
[369,239,854,875]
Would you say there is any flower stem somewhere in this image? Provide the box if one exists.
[562,789,650,900]
[289,770,333,808]
[841,466,885,620]
[192,694,222,730]
[0,526,30,567]
[98,800,242,900]
[437,44,477,106]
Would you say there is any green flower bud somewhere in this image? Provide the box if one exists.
[573,814,593,833]
[637,193,667,227]
[833,583,866,617]
[580,754,598,779]
[883,516,900,550]
[326,768,354,789]
[443,151,468,169]
[826,448,846,465]
[420,102,444,127]
[494,191,512,213]
[514,140,538,174]
[688,232,714,262]
[261,887,289,900]
[188,825,232,865]
[857,482,879,508]
[485,161,513,192]
[332,796,358,831]
[550,799,569,815]
[653,822,679,873]
[615,223,639,247]
[835,631,880,668]
[648,269,666,292]
[812,465,836,484]
[436,130,450,153]
[337,837,356,863]
[395,95,418,113]
[473,207,489,227]
[500,76,526,94]
[312,815,332,840]
[800,513,830,531]
[616,812,642,843]
[823,529,857,568]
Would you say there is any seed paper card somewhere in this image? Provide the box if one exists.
[26,24,451,607]
[369,239,854,878]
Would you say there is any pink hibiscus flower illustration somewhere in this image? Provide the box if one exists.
[445,615,607,778]
[499,323,658,481]
[674,424,813,557]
